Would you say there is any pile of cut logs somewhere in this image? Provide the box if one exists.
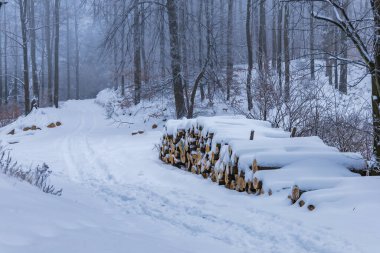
[159,116,367,211]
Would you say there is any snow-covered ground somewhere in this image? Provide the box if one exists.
[0,99,379,253]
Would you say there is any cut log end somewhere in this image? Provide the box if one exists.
[47,123,56,128]
[307,205,315,211]
[291,185,300,204]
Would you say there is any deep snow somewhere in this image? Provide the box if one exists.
[0,99,379,253]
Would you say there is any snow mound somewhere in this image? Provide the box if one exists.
[0,107,62,137]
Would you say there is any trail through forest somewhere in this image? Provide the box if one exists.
[1,99,376,253]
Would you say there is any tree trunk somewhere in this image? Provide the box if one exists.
[19,0,30,114]
[159,1,166,80]
[45,0,53,105]
[0,19,3,105]
[339,1,348,94]
[53,0,60,108]
[310,3,315,80]
[120,1,126,97]
[3,6,8,104]
[65,0,71,99]
[74,0,80,99]
[371,0,380,164]
[226,0,233,101]
[284,3,290,102]
[198,0,205,101]
[166,0,186,118]
[180,1,190,109]
[133,0,142,105]
[246,0,253,111]
[140,3,149,86]
[277,3,283,91]
[333,28,339,89]
[271,0,277,70]
[13,5,19,103]
[188,62,207,119]
[259,0,268,74]
[30,0,39,106]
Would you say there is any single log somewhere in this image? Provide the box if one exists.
[291,185,300,204]
[236,174,246,192]
[253,177,262,192]
[211,170,218,182]
[246,181,254,194]
[47,122,56,128]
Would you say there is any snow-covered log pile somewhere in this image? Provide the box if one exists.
[159,116,368,210]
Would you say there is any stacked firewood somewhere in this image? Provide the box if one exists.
[159,116,367,210]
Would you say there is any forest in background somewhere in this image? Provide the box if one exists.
[0,0,378,168]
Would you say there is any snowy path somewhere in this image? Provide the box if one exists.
[1,100,374,253]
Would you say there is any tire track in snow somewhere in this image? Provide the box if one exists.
[59,101,362,253]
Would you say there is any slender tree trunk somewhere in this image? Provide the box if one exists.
[271,0,277,70]
[13,6,19,103]
[30,0,39,106]
[198,0,205,101]
[226,0,233,101]
[45,0,53,105]
[3,6,8,104]
[166,0,186,118]
[339,28,348,93]
[133,0,142,105]
[259,0,268,73]
[277,3,283,91]
[0,19,3,105]
[66,0,71,99]
[310,3,315,80]
[41,37,45,103]
[74,1,80,99]
[338,1,348,94]
[120,1,126,97]
[159,1,166,80]
[284,3,290,102]
[334,30,339,89]
[19,0,30,114]
[53,0,60,108]
[205,0,212,102]
[246,0,253,111]
[180,1,189,109]
[140,3,149,85]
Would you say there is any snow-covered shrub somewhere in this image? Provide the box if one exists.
[0,147,62,196]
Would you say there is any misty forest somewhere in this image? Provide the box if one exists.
[0,1,379,253]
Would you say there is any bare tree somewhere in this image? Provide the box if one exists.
[226,0,233,101]
[19,0,30,114]
[133,0,142,105]
[166,0,186,118]
[246,0,253,111]
[65,0,71,99]
[30,0,39,106]
[45,0,53,105]
[284,3,290,102]
[74,0,80,99]
[53,0,60,108]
